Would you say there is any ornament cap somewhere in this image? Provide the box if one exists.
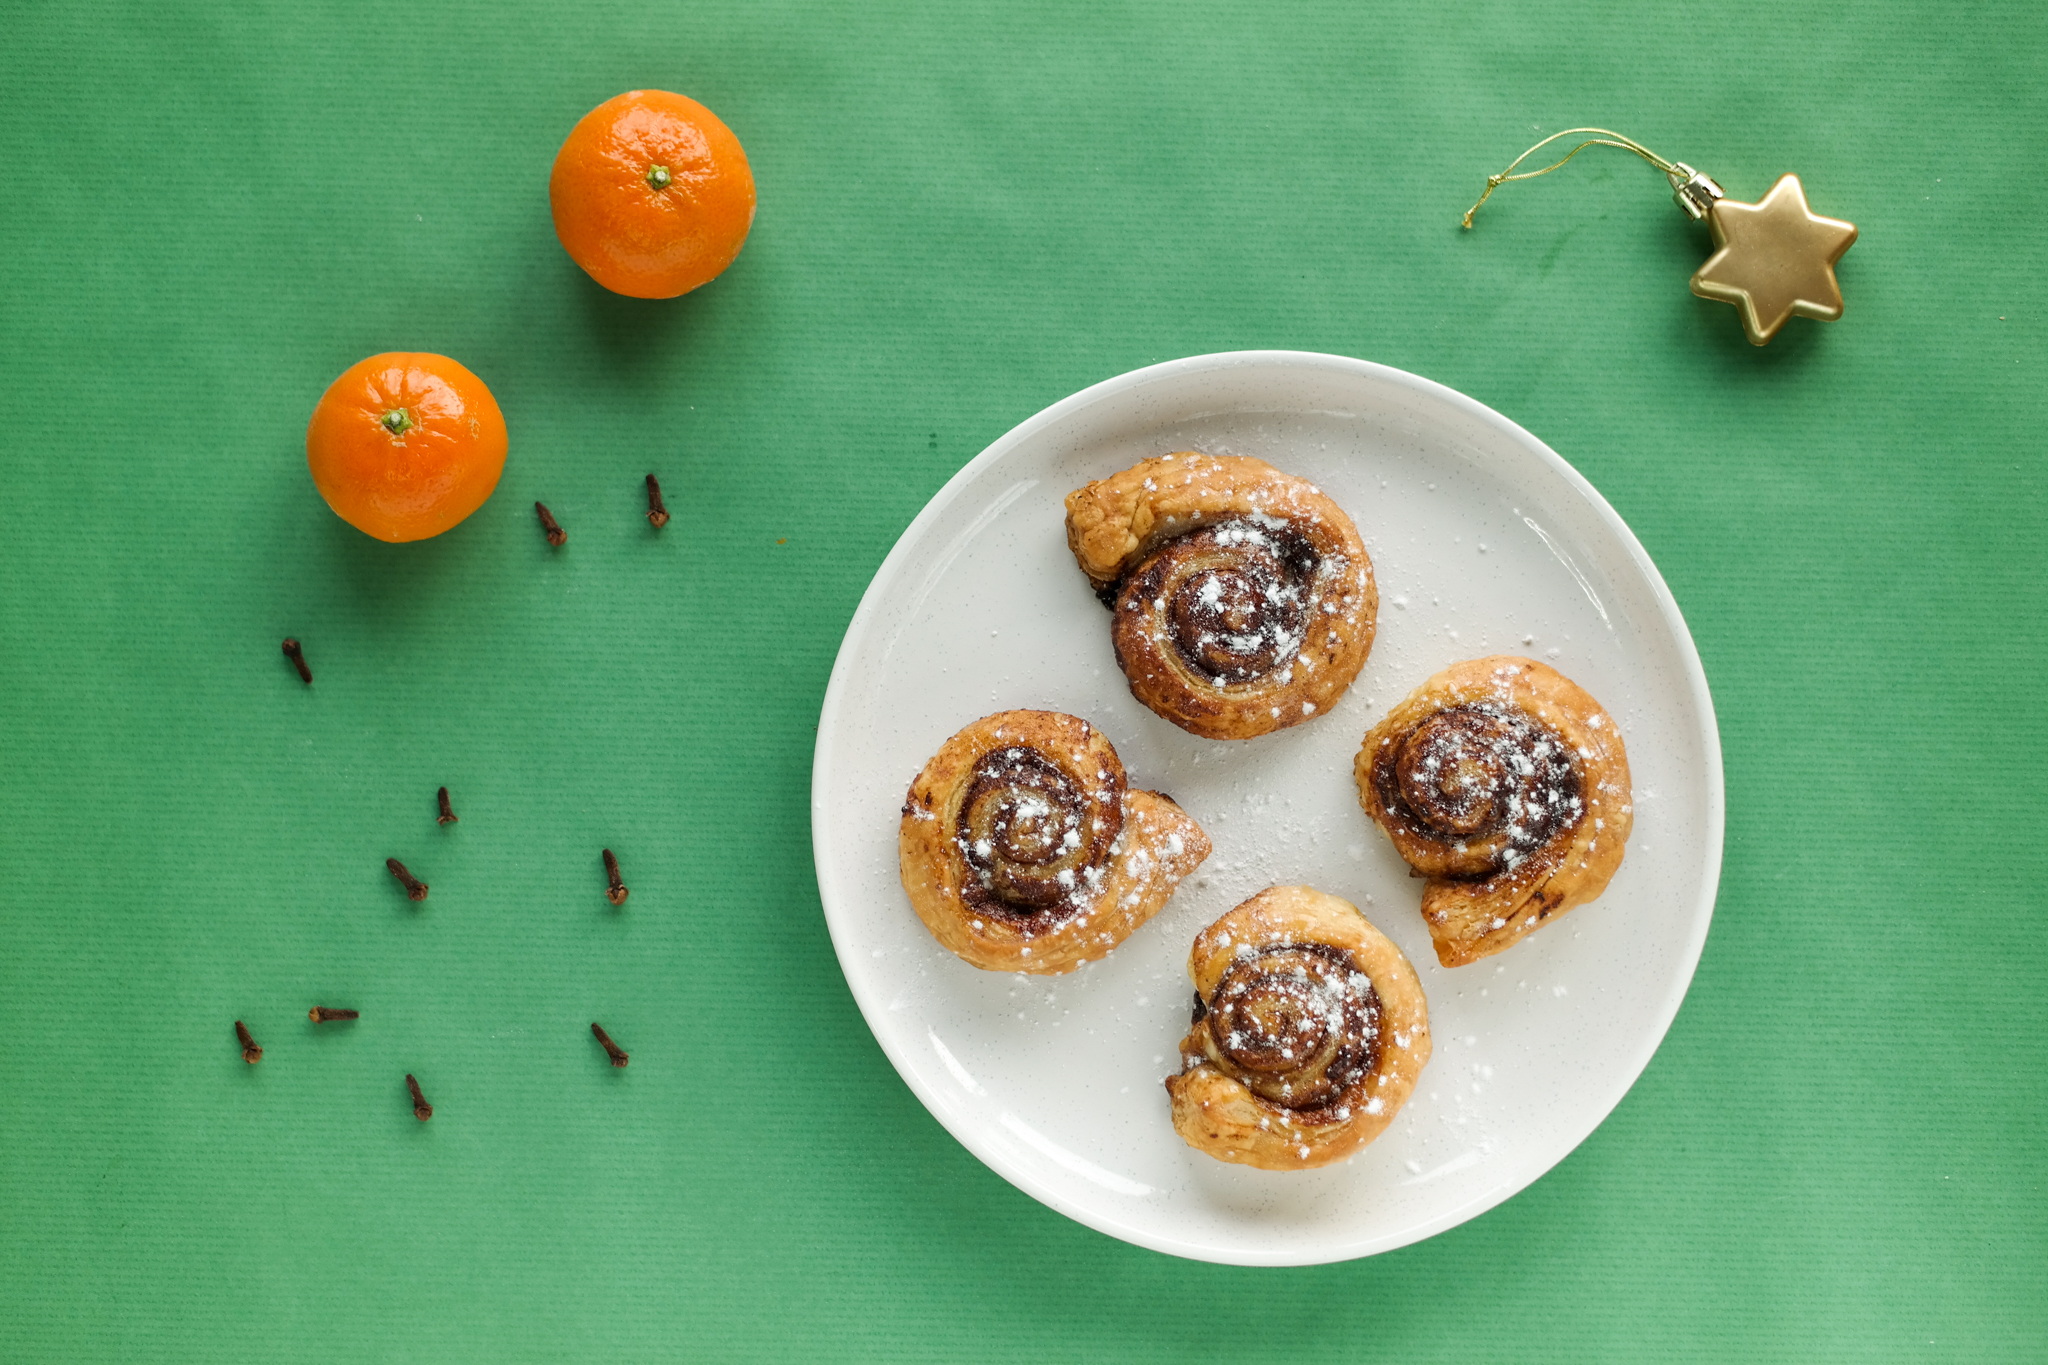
[1668,164,1725,222]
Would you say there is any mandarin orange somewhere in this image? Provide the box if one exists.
[548,89,756,299]
[306,353,507,543]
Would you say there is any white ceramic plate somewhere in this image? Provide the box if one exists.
[811,352,1722,1265]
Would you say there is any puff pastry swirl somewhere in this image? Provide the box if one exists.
[1355,656,1632,967]
[1165,885,1430,1170]
[899,710,1209,974]
[1064,453,1376,740]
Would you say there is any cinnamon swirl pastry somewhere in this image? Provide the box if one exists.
[1064,453,1376,740]
[1355,657,1632,968]
[1166,886,1429,1170]
[899,710,1210,974]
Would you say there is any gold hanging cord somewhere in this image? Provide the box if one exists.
[1461,128,1684,229]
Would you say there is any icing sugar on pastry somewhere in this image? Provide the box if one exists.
[1064,453,1377,740]
[954,745,1116,920]
[1128,516,1321,684]
[1166,885,1430,1170]
[900,709,1210,974]
[1356,656,1632,967]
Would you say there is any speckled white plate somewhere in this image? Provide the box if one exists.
[811,352,1722,1265]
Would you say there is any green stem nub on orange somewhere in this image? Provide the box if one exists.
[646,165,672,191]
[380,408,413,437]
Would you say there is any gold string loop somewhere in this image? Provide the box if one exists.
[1461,128,1684,229]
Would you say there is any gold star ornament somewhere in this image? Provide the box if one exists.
[1463,129,1859,347]
[1690,174,1857,345]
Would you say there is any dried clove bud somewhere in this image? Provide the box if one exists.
[406,1073,433,1121]
[602,849,629,906]
[591,1022,629,1067]
[437,787,458,825]
[308,1006,359,1023]
[281,638,313,684]
[235,1020,263,1064]
[386,857,428,901]
[535,501,567,547]
[645,474,670,529]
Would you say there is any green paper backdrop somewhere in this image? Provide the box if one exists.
[3,1,2043,1359]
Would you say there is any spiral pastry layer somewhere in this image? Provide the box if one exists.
[1064,453,1376,740]
[1355,656,1632,968]
[1165,885,1430,1170]
[899,710,1210,974]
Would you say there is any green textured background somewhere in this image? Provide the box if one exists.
[3,1,2042,1359]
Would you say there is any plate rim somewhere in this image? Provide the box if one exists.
[811,349,1725,1264]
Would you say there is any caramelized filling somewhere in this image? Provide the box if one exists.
[1121,519,1320,685]
[1199,944,1380,1114]
[1373,702,1582,879]
[955,746,1121,923]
